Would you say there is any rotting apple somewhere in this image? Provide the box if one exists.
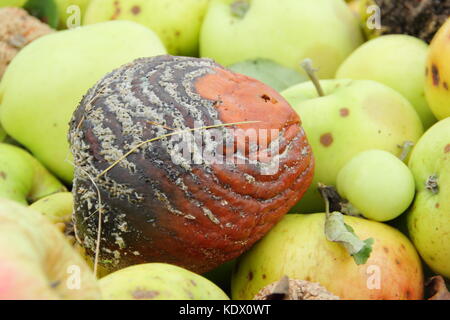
[0,21,167,183]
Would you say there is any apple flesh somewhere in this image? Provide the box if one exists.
[424,18,450,120]
[281,79,423,213]
[0,199,100,299]
[337,150,415,222]
[84,0,209,56]
[231,213,424,300]
[407,117,450,279]
[200,0,364,79]
[0,21,166,183]
[100,263,229,300]
[336,35,437,129]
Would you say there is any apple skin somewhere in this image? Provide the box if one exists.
[200,0,364,79]
[29,192,73,225]
[84,0,209,56]
[424,18,450,120]
[337,150,415,222]
[0,143,66,205]
[231,213,424,300]
[336,35,437,129]
[0,0,27,7]
[407,118,450,279]
[55,0,91,29]
[0,199,100,299]
[100,263,229,300]
[281,79,423,213]
[0,21,166,183]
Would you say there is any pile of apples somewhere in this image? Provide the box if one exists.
[0,0,448,300]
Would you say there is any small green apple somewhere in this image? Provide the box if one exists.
[0,199,100,299]
[0,143,66,205]
[29,191,73,225]
[281,77,423,213]
[100,263,230,300]
[407,117,450,279]
[200,0,364,79]
[84,0,209,56]
[336,35,437,129]
[0,21,166,183]
[231,213,424,300]
[424,18,450,120]
[337,149,415,222]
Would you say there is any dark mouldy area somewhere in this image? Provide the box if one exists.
[68,55,314,274]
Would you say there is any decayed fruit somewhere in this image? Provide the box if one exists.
[407,117,450,279]
[337,150,415,222]
[336,34,436,129]
[424,18,450,120]
[231,213,424,300]
[359,0,450,43]
[0,21,166,183]
[69,55,314,274]
[0,143,66,205]
[0,7,54,79]
[100,263,229,300]
[0,199,100,300]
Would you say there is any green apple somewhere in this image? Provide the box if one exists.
[100,263,229,300]
[424,18,450,120]
[336,35,437,129]
[232,213,424,300]
[337,149,415,222]
[200,0,364,79]
[0,143,66,204]
[29,191,73,225]
[55,0,91,29]
[0,199,100,299]
[84,0,209,56]
[0,0,27,7]
[0,21,166,183]
[407,117,450,279]
[281,78,423,213]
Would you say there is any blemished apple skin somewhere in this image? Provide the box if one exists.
[0,21,166,183]
[336,34,437,129]
[281,79,423,213]
[424,18,450,120]
[407,118,450,279]
[83,0,209,56]
[231,214,424,300]
[100,263,229,300]
[200,0,364,79]
[0,199,100,300]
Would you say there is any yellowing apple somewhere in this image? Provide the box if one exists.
[200,0,364,78]
[0,21,166,183]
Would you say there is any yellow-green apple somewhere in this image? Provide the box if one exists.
[407,117,450,279]
[100,263,229,300]
[84,0,209,56]
[0,199,100,299]
[424,18,450,120]
[29,191,73,226]
[200,0,364,79]
[232,213,424,300]
[336,35,437,129]
[0,143,66,205]
[337,150,415,222]
[0,0,27,7]
[55,0,91,29]
[0,21,166,183]
[281,78,423,213]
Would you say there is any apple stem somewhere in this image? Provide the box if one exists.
[398,141,414,161]
[300,59,325,97]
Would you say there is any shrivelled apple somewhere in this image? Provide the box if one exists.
[0,143,66,205]
[100,263,229,300]
[200,0,364,79]
[0,21,167,183]
[281,77,423,213]
[407,117,450,279]
[424,18,450,120]
[336,35,437,129]
[0,199,100,299]
[232,214,424,300]
[84,0,209,56]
